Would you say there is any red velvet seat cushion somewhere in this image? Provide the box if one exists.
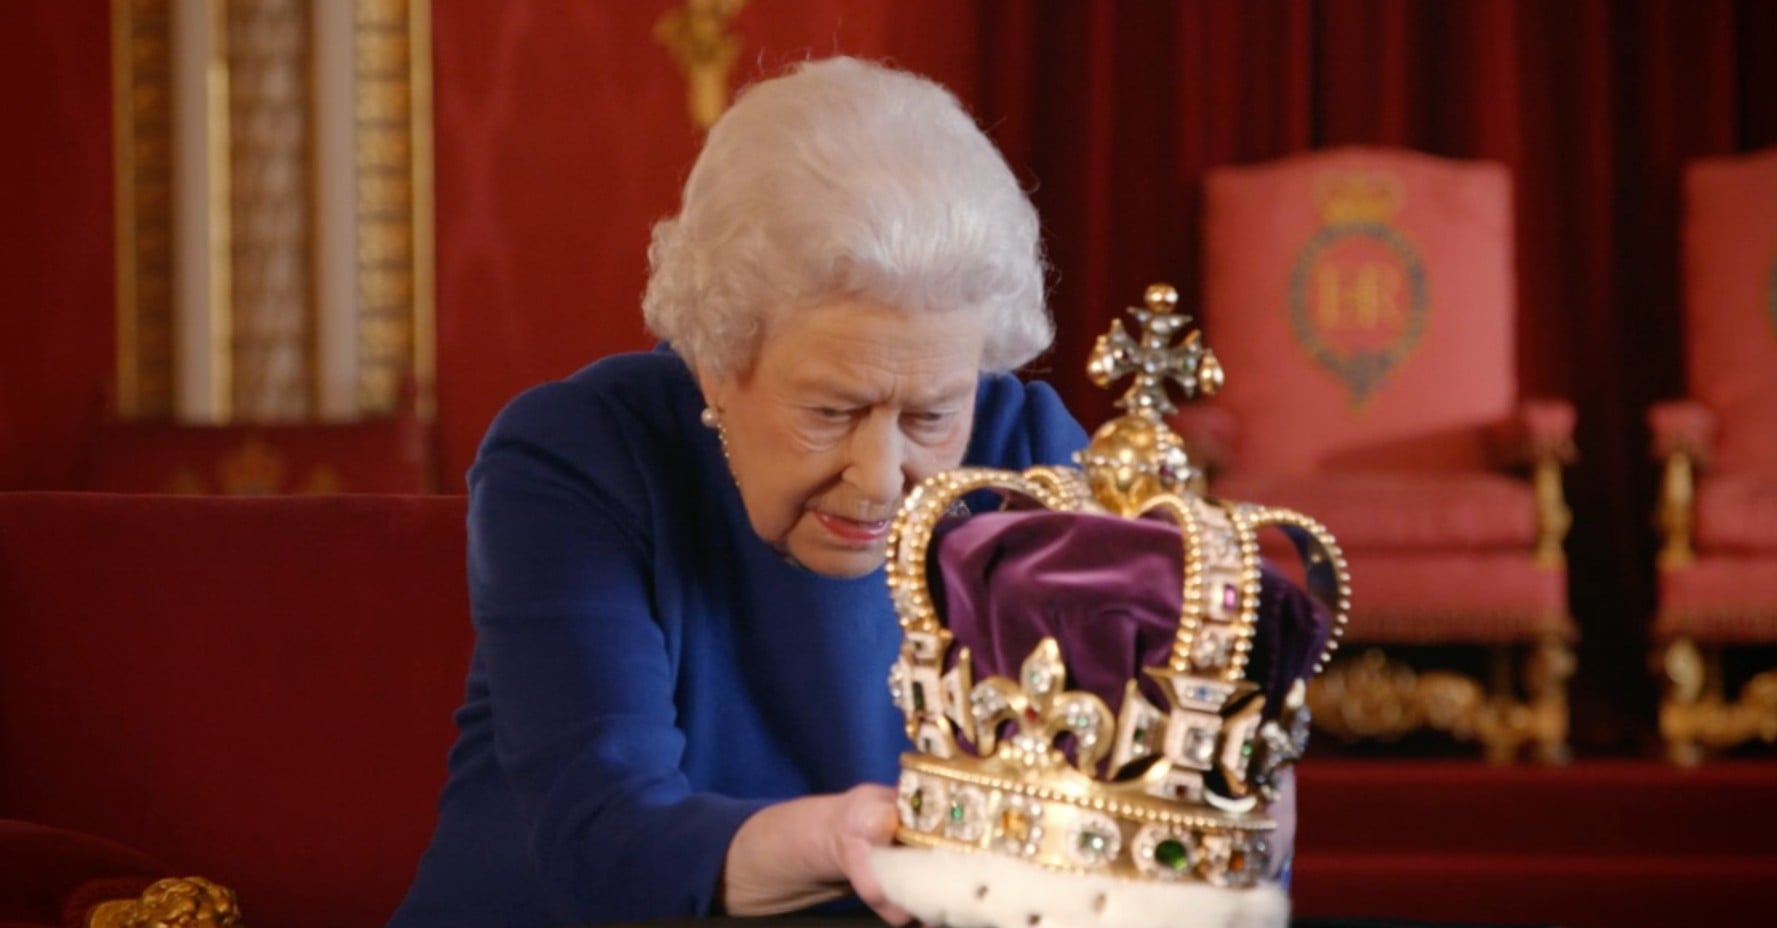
[1214,471,1539,550]
[1657,555,1777,641]
[1334,550,1571,643]
[1694,474,1777,552]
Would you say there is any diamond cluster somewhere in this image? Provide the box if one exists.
[896,768,1270,887]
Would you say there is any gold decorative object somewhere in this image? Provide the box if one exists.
[1655,449,1696,569]
[1657,637,1777,766]
[654,0,747,130]
[217,437,287,495]
[88,876,243,928]
[879,284,1349,891]
[1532,454,1573,569]
[356,0,434,417]
[1307,642,1573,765]
[1646,426,1776,765]
[113,0,176,419]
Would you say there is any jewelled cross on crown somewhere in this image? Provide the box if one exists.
[1087,283,1225,418]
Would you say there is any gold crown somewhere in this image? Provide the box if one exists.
[881,284,1349,894]
[1313,170,1403,225]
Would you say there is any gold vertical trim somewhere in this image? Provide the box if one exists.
[113,0,175,420]
[113,0,138,418]
[355,0,395,415]
[410,0,435,422]
[304,0,323,416]
[206,0,233,420]
[354,0,425,417]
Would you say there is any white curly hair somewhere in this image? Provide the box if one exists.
[643,56,1052,378]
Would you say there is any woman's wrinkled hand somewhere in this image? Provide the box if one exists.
[722,784,912,922]
[824,783,911,925]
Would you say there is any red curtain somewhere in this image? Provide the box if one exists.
[965,0,1777,751]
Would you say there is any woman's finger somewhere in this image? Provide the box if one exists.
[832,785,912,924]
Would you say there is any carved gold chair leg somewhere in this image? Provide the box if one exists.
[1478,646,1522,765]
[1308,640,1571,764]
[1522,635,1574,765]
[1658,637,1777,765]
[1658,637,1709,766]
[1474,640,1570,765]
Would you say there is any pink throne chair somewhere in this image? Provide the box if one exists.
[1183,147,1577,762]
[1651,147,1777,764]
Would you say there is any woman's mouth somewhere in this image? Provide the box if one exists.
[814,512,892,544]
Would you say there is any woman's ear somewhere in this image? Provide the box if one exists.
[692,364,735,415]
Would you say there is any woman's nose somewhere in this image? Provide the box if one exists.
[845,413,907,505]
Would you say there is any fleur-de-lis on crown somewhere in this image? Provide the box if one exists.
[1087,283,1224,417]
[967,639,1114,775]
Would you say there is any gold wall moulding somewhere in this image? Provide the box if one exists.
[113,0,176,418]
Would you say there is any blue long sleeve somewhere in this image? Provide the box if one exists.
[392,351,1087,927]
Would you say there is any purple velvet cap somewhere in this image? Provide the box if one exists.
[928,509,1330,720]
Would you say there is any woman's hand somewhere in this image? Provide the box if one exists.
[824,784,911,924]
[721,784,912,924]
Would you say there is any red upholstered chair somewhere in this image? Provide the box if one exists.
[0,493,472,927]
[1184,147,1577,762]
[86,414,434,495]
[1651,147,1777,764]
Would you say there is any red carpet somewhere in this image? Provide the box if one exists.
[1291,760,1777,927]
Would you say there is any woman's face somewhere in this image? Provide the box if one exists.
[700,297,987,578]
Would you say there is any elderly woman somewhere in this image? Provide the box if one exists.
[390,57,1087,927]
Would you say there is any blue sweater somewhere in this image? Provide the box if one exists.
[391,349,1087,927]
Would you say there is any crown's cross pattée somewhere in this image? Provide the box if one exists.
[1087,283,1224,417]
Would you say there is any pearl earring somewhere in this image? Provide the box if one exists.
[701,406,736,470]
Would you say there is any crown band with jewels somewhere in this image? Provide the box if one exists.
[879,284,1350,896]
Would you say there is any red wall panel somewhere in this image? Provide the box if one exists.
[0,2,114,490]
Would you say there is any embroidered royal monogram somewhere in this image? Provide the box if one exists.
[1288,171,1429,407]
